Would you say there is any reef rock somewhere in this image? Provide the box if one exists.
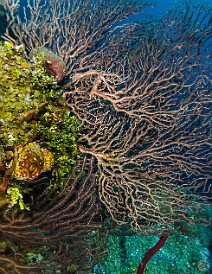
[34,47,66,83]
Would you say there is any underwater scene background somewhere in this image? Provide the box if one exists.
[0,0,211,273]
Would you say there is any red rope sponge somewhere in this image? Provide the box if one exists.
[137,229,170,274]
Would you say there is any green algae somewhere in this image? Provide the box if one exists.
[0,41,80,209]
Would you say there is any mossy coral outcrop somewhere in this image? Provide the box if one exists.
[0,42,79,209]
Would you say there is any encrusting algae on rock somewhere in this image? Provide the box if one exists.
[0,41,80,209]
[13,142,54,181]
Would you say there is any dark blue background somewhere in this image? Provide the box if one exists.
[126,0,211,22]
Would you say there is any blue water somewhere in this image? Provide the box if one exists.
[148,0,210,17]
[126,0,211,22]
